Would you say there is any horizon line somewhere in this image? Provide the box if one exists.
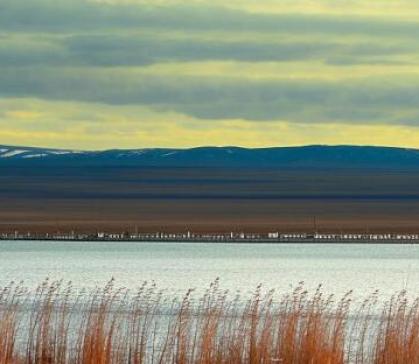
[1,143,418,153]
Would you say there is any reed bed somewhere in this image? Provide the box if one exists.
[0,279,418,364]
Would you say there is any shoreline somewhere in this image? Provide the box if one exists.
[2,233,419,244]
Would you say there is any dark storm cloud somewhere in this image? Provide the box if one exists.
[0,33,414,68]
[65,35,417,66]
[1,0,419,38]
[1,66,419,125]
[63,35,340,66]
[0,35,340,67]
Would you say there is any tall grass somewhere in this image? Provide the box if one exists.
[0,280,418,363]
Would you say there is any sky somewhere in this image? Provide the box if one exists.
[2,0,419,149]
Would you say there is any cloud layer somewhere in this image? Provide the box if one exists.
[2,0,419,148]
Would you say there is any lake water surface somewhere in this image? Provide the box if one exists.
[1,241,419,300]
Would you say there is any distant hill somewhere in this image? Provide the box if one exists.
[1,144,419,169]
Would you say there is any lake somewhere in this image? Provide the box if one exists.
[7,240,419,362]
[1,241,419,301]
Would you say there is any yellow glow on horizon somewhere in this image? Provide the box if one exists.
[1,98,419,150]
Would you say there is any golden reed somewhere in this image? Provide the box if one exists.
[0,279,418,364]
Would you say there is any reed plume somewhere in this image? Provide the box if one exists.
[0,280,417,363]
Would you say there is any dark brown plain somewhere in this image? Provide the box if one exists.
[1,167,419,234]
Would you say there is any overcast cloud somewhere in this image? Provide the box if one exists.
[1,0,419,148]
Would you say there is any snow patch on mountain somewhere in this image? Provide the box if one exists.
[21,153,48,159]
[0,146,85,159]
[162,151,178,157]
[1,149,27,157]
[49,151,72,155]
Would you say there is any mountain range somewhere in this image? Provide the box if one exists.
[1,144,418,169]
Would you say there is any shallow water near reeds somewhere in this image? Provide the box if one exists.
[1,241,419,300]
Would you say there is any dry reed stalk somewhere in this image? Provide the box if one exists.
[373,292,419,364]
[0,282,26,364]
[2,279,419,364]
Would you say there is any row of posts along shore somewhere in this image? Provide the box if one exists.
[2,230,419,243]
